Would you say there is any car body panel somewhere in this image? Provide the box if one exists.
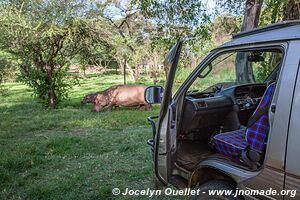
[263,41,300,169]
[219,22,300,49]
[285,44,300,199]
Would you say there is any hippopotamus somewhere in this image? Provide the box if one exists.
[81,84,152,112]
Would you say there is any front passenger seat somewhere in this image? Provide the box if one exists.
[213,83,275,168]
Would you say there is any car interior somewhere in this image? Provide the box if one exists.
[174,49,283,172]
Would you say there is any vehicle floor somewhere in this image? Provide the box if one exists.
[176,140,214,171]
[176,140,250,171]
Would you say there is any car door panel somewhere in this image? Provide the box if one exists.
[154,40,183,184]
[284,50,300,200]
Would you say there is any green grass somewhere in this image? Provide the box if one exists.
[0,74,180,200]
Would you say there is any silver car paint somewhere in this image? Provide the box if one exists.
[285,42,300,200]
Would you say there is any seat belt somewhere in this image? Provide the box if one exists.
[247,103,270,127]
[241,148,258,170]
[247,82,276,127]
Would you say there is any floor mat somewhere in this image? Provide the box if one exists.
[176,141,214,170]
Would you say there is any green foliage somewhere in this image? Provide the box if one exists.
[257,0,299,25]
[253,62,271,83]
[252,51,282,82]
[215,0,245,15]
[260,0,288,24]
[134,0,211,50]
[18,66,79,106]
[0,52,16,82]
[0,51,18,95]
[0,0,295,107]
[0,2,100,108]
[135,0,209,26]
[210,16,242,43]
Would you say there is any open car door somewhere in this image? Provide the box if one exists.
[154,40,183,185]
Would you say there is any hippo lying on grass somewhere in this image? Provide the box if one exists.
[82,84,152,112]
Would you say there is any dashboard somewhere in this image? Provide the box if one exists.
[180,84,267,135]
[234,84,266,111]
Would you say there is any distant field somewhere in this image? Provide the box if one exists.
[0,74,184,200]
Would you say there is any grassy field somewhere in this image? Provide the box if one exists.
[0,74,177,200]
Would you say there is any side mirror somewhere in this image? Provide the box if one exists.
[145,86,164,104]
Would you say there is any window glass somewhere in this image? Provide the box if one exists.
[187,49,282,94]
[252,51,282,83]
[189,52,237,93]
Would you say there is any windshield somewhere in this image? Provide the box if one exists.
[188,49,282,94]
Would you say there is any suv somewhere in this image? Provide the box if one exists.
[145,21,300,199]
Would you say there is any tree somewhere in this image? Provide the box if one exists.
[259,0,298,24]
[216,0,245,15]
[0,2,99,108]
[235,0,264,84]
[235,0,299,84]
[283,0,300,20]
[134,0,211,77]
[95,0,159,83]
[241,0,264,31]
[260,0,286,24]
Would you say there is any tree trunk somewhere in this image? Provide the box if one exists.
[123,59,127,85]
[48,87,56,109]
[83,69,86,77]
[133,65,141,82]
[236,0,264,84]
[125,61,136,81]
[46,66,56,109]
[283,0,300,20]
[241,0,264,32]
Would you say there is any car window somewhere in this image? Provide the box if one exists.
[252,51,282,83]
[188,52,237,93]
[187,49,283,94]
